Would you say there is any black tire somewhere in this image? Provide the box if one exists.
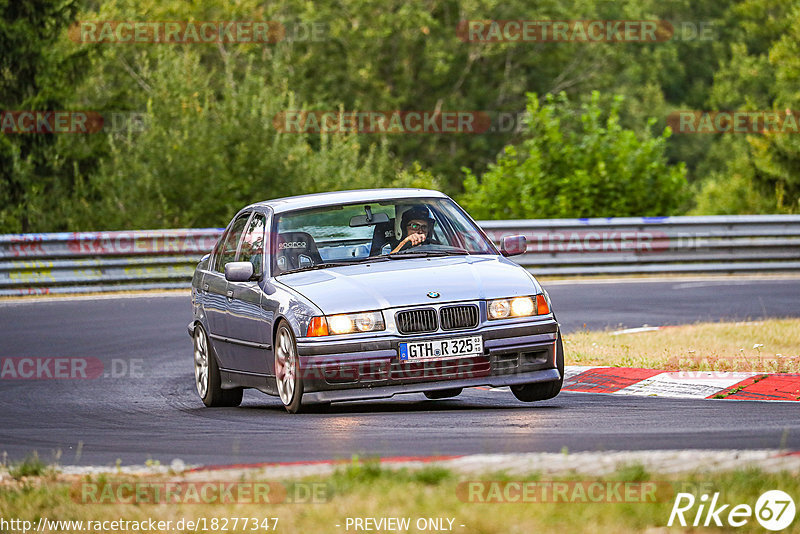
[194,325,243,407]
[424,388,463,400]
[511,331,564,402]
[274,320,304,413]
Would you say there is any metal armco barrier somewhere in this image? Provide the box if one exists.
[481,215,800,275]
[0,229,222,296]
[1,215,799,296]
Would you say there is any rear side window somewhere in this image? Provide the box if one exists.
[237,213,267,277]
[213,213,251,272]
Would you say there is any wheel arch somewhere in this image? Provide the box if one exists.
[272,313,305,345]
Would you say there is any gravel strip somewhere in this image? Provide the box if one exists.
[6,450,798,482]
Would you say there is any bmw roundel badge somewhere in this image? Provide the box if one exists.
[427,291,440,298]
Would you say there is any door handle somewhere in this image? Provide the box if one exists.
[202,283,209,293]
[226,290,234,300]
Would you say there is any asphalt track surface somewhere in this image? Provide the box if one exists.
[0,277,798,466]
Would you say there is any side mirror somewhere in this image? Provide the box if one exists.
[224,261,255,282]
[500,235,527,257]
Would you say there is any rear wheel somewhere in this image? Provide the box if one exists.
[194,325,243,407]
[275,321,304,413]
[511,332,564,402]
[424,388,463,400]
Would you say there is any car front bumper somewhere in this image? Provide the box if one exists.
[295,317,560,402]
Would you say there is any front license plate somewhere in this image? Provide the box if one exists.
[399,335,483,361]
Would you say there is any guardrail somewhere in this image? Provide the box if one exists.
[0,229,222,296]
[481,215,800,276]
[1,215,799,296]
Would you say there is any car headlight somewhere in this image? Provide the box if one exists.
[306,311,385,337]
[487,295,550,320]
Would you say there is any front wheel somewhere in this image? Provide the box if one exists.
[194,325,243,407]
[274,321,304,413]
[511,332,564,402]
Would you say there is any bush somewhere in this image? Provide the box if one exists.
[56,48,400,230]
[460,92,688,220]
[9,452,49,480]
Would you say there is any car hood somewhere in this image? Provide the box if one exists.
[275,255,541,314]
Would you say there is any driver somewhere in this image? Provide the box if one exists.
[391,205,435,253]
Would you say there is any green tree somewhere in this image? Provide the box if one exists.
[460,92,688,219]
[5,0,795,231]
[278,0,729,191]
[0,0,89,232]
[692,0,800,214]
[58,48,399,230]
[746,4,800,212]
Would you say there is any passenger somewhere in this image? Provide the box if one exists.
[391,206,435,253]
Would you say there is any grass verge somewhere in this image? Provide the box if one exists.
[564,318,800,372]
[1,461,799,533]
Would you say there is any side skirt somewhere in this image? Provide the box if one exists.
[219,368,278,396]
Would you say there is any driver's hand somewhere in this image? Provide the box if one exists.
[390,232,426,254]
[407,233,426,246]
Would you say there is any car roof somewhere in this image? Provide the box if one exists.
[247,188,449,214]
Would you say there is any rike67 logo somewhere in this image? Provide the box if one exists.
[668,490,796,531]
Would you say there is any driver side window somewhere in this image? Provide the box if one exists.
[237,213,266,277]
[213,213,250,273]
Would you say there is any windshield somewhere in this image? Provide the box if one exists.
[271,197,496,274]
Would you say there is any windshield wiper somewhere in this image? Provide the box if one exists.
[276,262,354,275]
[389,249,470,258]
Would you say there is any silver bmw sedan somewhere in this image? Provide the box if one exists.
[189,189,563,413]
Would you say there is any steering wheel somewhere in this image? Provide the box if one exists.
[393,242,438,254]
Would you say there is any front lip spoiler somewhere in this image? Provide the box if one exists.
[301,368,561,403]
